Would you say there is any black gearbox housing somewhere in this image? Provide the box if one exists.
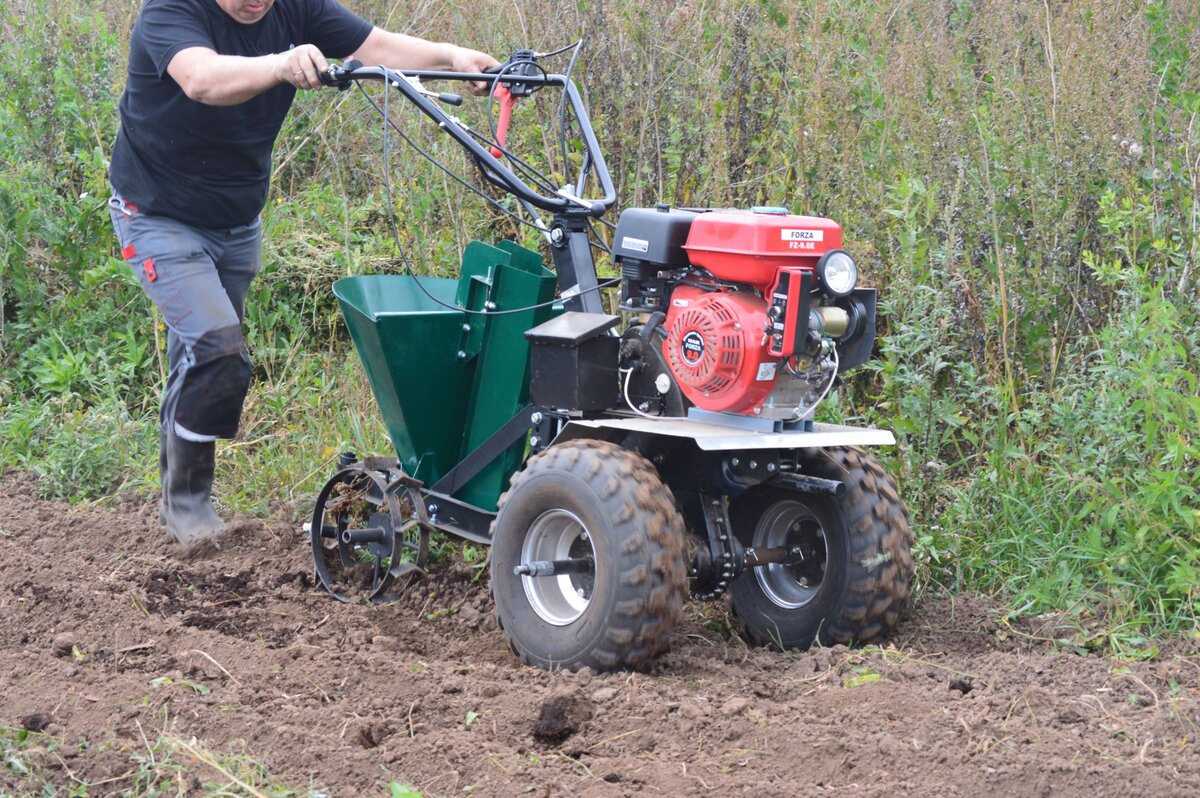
[613,205,699,311]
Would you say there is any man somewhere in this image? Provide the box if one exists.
[108,0,498,546]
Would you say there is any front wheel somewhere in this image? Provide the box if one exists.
[728,447,913,649]
[490,440,688,671]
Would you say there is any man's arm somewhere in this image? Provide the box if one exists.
[351,29,499,94]
[166,30,499,107]
[167,43,329,106]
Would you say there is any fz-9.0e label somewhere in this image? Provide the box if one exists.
[782,229,825,251]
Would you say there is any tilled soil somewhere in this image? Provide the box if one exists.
[1,468,1198,797]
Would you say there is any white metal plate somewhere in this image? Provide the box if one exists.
[558,417,895,451]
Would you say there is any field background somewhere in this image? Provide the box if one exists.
[1,0,1198,661]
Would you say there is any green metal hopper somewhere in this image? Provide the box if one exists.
[333,240,557,511]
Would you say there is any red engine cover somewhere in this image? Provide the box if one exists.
[682,210,842,289]
[663,285,778,414]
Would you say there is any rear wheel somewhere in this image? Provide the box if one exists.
[728,447,912,649]
[490,440,688,671]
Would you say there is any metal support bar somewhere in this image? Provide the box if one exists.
[431,405,536,497]
[772,472,845,497]
[418,490,496,545]
[550,217,604,314]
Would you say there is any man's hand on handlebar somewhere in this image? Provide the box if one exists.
[448,46,501,96]
[274,44,328,91]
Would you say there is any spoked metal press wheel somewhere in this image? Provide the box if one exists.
[490,439,688,672]
[728,446,914,650]
[310,463,428,603]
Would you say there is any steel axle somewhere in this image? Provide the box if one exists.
[514,557,595,577]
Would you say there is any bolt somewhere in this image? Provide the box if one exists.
[767,462,776,473]
[462,323,471,332]
[731,457,740,467]
[428,503,439,514]
[529,436,539,447]
[719,534,728,542]
[749,460,758,470]
[531,411,543,425]
[581,532,589,542]
[484,301,497,310]
[457,350,467,360]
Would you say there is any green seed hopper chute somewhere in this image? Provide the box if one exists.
[332,240,557,512]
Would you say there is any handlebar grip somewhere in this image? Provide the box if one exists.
[320,59,362,88]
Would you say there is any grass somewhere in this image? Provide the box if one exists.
[0,725,341,798]
[1,0,1197,652]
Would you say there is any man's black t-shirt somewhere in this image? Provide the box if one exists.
[110,0,372,228]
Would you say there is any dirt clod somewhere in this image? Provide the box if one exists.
[533,690,592,744]
[19,712,52,732]
[50,633,74,658]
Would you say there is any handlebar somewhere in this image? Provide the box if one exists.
[319,60,617,217]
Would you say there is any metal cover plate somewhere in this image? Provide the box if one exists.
[524,311,620,344]
[557,417,895,451]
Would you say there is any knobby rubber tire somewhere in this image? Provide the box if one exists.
[490,439,688,671]
[728,446,913,649]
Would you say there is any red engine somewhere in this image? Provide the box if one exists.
[614,206,873,421]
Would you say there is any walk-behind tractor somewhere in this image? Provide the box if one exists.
[307,51,913,672]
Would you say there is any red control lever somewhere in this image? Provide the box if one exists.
[489,85,516,159]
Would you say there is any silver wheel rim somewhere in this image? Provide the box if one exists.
[752,500,827,609]
[521,509,597,626]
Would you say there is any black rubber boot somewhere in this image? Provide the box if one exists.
[158,426,169,527]
[162,429,226,545]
